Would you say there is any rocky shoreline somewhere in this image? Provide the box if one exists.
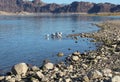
[0,20,120,82]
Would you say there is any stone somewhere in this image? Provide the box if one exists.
[112,76,120,82]
[31,77,39,82]
[5,76,15,82]
[57,52,64,57]
[36,71,44,80]
[65,78,71,82]
[96,56,101,59]
[82,75,90,82]
[31,66,40,71]
[88,70,103,79]
[11,63,28,76]
[5,76,11,81]
[67,65,73,72]
[102,68,112,77]
[54,67,59,72]
[72,56,79,61]
[82,64,88,69]
[44,62,54,70]
[8,77,15,82]
[15,75,21,81]
[0,76,5,81]
[116,45,120,52]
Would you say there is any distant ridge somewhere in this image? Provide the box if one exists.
[0,0,120,13]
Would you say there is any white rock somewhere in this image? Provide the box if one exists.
[88,70,103,79]
[112,76,120,82]
[82,75,89,82]
[5,76,11,81]
[72,56,79,61]
[54,67,59,72]
[31,66,40,71]
[31,77,40,82]
[67,65,73,72]
[102,68,112,77]
[96,56,101,59]
[82,64,88,69]
[12,63,28,76]
[0,76,5,81]
[65,78,71,82]
[15,75,21,81]
[36,71,44,80]
[5,76,15,82]
[44,62,54,70]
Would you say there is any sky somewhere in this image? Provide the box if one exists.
[39,0,119,4]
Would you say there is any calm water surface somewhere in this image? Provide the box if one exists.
[0,15,120,73]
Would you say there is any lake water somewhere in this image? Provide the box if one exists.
[0,15,120,73]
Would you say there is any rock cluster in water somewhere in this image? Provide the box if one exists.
[0,20,120,82]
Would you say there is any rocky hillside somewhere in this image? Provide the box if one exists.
[0,0,120,13]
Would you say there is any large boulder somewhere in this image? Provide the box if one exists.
[11,63,28,76]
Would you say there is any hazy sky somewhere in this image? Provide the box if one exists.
[39,0,119,4]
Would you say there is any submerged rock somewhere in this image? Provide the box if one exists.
[57,52,64,57]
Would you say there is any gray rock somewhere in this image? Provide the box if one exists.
[112,76,120,82]
[12,63,28,76]
[44,62,54,70]
[116,45,120,52]
[88,70,103,79]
